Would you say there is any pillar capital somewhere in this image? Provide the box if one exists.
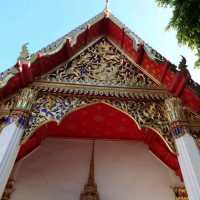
[15,88,37,111]
[10,88,38,128]
[165,97,186,123]
[165,97,188,138]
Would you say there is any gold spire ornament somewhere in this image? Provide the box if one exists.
[80,141,100,200]
[104,0,110,17]
[105,0,109,11]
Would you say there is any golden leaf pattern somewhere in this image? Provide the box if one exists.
[23,93,174,152]
[43,38,158,88]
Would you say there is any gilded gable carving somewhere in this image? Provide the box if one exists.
[23,93,174,152]
[42,38,158,88]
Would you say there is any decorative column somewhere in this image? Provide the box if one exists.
[0,88,37,199]
[165,97,200,200]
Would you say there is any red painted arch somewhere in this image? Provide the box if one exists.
[18,102,181,177]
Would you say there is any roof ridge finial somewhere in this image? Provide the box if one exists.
[18,43,30,62]
[17,43,38,64]
[104,0,110,17]
[105,0,109,11]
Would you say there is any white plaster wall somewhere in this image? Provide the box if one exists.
[12,139,181,200]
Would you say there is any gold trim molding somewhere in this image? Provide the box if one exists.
[32,81,170,100]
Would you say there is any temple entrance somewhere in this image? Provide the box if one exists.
[18,101,179,176]
[10,102,181,200]
[12,139,181,200]
[0,6,199,199]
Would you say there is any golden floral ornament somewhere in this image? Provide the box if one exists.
[23,93,175,152]
[42,38,158,88]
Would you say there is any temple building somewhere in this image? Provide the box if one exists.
[0,5,200,200]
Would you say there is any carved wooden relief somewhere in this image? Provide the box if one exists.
[23,93,174,152]
[42,38,158,88]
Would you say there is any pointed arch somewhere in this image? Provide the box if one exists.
[18,102,180,177]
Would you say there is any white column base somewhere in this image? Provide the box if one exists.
[175,133,200,200]
[0,122,24,199]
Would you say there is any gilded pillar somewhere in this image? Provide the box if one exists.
[165,97,200,200]
[0,88,37,199]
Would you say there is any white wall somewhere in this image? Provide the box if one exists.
[11,139,181,200]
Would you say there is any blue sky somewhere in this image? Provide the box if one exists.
[0,0,199,83]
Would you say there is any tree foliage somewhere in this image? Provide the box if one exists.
[156,0,200,68]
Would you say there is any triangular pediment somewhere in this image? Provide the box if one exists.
[40,38,159,88]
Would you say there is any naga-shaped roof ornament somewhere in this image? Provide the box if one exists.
[17,43,37,63]
[178,56,188,71]
[18,43,30,62]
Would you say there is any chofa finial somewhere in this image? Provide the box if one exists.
[105,0,109,11]
[18,43,30,62]
[17,43,38,64]
[178,56,188,71]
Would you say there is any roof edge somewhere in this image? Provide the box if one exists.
[0,10,199,111]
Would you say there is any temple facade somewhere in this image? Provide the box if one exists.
[0,8,200,200]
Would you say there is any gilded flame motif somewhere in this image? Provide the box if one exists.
[42,38,158,88]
